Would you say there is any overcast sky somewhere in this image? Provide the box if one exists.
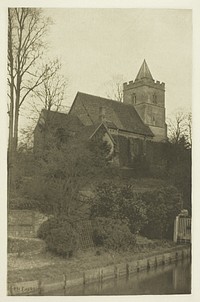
[17,8,192,132]
[43,8,192,115]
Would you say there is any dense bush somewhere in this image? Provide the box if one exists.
[37,217,79,257]
[140,186,182,239]
[92,217,136,251]
[37,217,58,240]
[90,183,148,234]
[90,182,182,240]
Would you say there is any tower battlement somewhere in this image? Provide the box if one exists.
[123,79,165,90]
[123,60,167,142]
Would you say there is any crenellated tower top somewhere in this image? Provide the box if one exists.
[123,60,167,142]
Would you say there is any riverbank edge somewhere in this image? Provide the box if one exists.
[8,244,191,296]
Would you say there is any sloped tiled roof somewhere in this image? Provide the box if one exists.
[36,109,83,132]
[70,92,153,137]
[135,59,154,81]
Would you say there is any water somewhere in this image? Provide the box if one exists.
[47,259,191,295]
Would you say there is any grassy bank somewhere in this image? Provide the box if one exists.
[8,239,184,283]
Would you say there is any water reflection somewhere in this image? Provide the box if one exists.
[48,259,191,296]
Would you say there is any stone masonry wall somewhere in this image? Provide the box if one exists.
[8,210,48,238]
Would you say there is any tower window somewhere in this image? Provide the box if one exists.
[153,93,157,104]
[152,115,156,125]
[131,93,136,104]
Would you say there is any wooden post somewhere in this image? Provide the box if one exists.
[173,216,179,243]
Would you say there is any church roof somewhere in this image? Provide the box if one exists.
[35,109,83,132]
[70,92,153,137]
[135,59,154,81]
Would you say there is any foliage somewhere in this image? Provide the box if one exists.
[140,186,182,239]
[90,183,148,234]
[17,132,111,218]
[92,217,136,251]
[90,182,182,240]
[37,217,79,257]
[37,217,57,240]
[7,8,67,197]
[164,140,191,213]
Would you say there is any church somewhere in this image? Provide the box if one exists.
[34,60,167,169]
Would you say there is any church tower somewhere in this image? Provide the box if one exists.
[123,60,167,142]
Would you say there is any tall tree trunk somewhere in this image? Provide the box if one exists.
[13,104,19,154]
[8,8,15,194]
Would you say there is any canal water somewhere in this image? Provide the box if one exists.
[47,258,191,296]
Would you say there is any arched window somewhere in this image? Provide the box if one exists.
[131,93,136,104]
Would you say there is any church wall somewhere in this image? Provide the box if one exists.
[116,135,167,176]
[144,105,165,127]
[123,85,165,125]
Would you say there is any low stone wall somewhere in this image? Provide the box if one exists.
[8,210,48,238]
[7,245,191,296]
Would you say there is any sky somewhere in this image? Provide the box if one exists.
[42,8,192,118]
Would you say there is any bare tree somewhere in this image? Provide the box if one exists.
[31,59,68,113]
[105,74,124,102]
[18,59,68,150]
[7,8,52,156]
[167,110,192,148]
[185,112,192,147]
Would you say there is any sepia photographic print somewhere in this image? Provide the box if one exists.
[1,0,200,300]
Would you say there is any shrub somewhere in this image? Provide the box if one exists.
[141,186,182,239]
[37,217,58,240]
[37,217,79,257]
[92,217,136,251]
[90,182,181,240]
[90,183,148,234]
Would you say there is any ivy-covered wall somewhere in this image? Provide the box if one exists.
[117,135,168,176]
